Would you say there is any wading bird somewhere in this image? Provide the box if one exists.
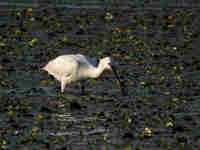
[43,54,125,96]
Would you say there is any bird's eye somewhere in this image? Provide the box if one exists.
[97,58,100,64]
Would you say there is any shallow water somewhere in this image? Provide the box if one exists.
[0,7,200,150]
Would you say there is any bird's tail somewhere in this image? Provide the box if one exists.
[41,66,47,72]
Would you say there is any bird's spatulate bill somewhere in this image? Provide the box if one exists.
[110,65,126,96]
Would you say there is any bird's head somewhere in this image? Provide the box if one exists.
[100,56,126,96]
[100,57,113,71]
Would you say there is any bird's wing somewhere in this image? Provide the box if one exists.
[56,56,79,75]
[44,55,79,80]
[75,54,98,67]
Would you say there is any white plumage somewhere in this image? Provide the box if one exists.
[43,54,124,95]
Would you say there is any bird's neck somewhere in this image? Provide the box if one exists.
[89,63,105,78]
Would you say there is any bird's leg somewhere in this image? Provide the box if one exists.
[61,77,68,94]
[60,91,64,97]
[61,76,72,94]
[81,85,85,95]
[61,81,65,93]
[80,80,86,95]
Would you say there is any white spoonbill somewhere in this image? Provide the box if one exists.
[42,54,125,95]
